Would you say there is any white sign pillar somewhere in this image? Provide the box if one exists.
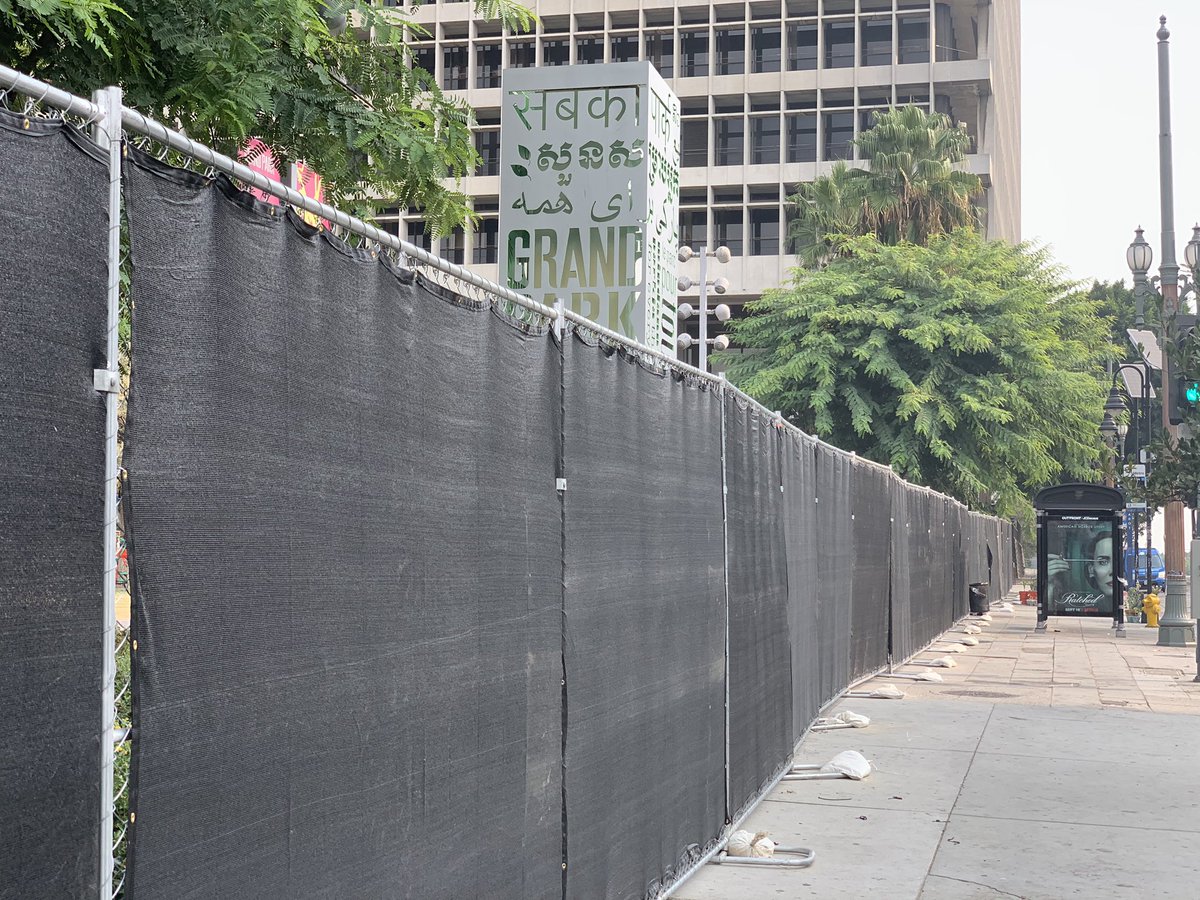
[499,62,681,352]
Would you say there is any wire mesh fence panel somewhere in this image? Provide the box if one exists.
[906,493,941,652]
[122,153,563,899]
[849,462,892,680]
[561,334,726,900]
[724,397,791,819]
[889,480,914,662]
[782,429,820,744]
[0,109,108,899]
[815,446,853,704]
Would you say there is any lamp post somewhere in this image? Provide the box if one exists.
[1122,17,1197,646]
[1100,413,1118,488]
[1107,366,1153,589]
[677,245,732,372]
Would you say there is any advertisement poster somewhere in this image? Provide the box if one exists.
[1044,517,1117,616]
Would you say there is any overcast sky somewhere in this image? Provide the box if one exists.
[1022,1,1200,288]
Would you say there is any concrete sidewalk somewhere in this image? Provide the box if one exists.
[676,602,1200,900]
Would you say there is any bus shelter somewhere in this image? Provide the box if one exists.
[1034,484,1125,634]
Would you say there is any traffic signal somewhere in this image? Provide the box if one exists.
[1169,314,1199,424]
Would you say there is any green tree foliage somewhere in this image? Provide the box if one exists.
[1087,279,1155,360]
[723,231,1112,521]
[1,0,535,232]
[789,106,982,267]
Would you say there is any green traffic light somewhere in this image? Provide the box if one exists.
[1188,382,1200,405]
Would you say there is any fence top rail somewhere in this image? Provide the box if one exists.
[0,64,104,122]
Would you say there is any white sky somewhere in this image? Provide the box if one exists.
[1022,1,1200,288]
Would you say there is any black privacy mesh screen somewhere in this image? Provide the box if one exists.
[0,113,106,899]
[888,481,914,662]
[949,504,968,619]
[848,463,891,680]
[815,447,852,705]
[906,494,941,652]
[724,398,791,818]
[562,335,725,900]
[123,156,562,899]
[781,430,820,742]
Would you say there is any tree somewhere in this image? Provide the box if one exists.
[1,0,535,233]
[788,106,983,266]
[722,230,1113,522]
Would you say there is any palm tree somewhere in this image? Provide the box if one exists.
[854,106,983,244]
[786,106,984,266]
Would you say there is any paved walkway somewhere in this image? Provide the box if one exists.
[676,599,1200,900]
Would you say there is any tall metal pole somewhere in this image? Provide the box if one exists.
[1155,17,1196,645]
[698,248,710,373]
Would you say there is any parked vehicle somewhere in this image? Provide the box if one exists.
[1127,548,1166,588]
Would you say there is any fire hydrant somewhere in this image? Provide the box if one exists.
[1143,591,1161,627]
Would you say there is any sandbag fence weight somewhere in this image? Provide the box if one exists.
[0,66,1017,900]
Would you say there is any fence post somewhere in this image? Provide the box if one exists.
[91,84,123,900]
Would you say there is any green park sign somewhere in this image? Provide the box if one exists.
[499,62,681,352]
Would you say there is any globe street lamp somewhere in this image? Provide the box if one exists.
[677,244,732,372]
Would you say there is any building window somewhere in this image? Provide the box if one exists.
[714,208,743,256]
[412,43,435,76]
[751,115,780,165]
[715,27,745,75]
[823,110,854,160]
[645,32,674,77]
[859,109,884,137]
[543,38,569,66]
[612,33,639,62]
[861,17,892,66]
[509,40,534,68]
[680,30,709,77]
[443,228,465,265]
[442,45,467,90]
[577,35,604,64]
[751,25,781,73]
[824,21,855,68]
[680,209,707,249]
[898,15,930,64]
[407,220,431,253]
[786,112,817,162]
[473,217,498,264]
[475,43,501,88]
[786,23,817,70]
[681,119,708,167]
[474,129,500,176]
[715,118,744,166]
[750,207,780,255]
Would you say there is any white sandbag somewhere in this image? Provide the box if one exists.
[914,671,944,682]
[957,635,979,646]
[963,624,982,634]
[925,656,957,667]
[820,750,873,780]
[831,710,870,727]
[750,835,777,858]
[936,643,965,653]
[999,602,1014,612]
[869,684,905,698]
[728,830,775,858]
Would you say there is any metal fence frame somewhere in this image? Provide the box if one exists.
[0,63,1015,900]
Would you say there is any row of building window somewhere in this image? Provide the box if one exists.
[471,96,960,175]
[417,14,931,89]
[387,205,785,266]
[399,1,947,30]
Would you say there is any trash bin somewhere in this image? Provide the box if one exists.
[969,582,989,615]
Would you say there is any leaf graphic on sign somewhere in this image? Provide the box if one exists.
[518,144,531,160]
[511,164,530,178]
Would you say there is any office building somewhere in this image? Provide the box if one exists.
[384,0,1020,360]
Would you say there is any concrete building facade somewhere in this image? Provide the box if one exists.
[386,0,1021,357]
